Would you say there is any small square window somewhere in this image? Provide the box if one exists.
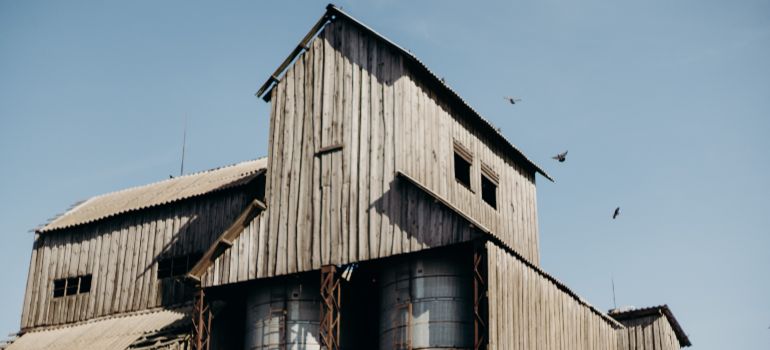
[79,275,92,293]
[53,279,66,298]
[65,277,79,296]
[454,152,472,189]
[481,174,497,209]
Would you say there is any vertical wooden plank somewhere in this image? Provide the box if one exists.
[276,62,296,276]
[297,43,315,273]
[286,53,306,274]
[74,231,91,321]
[379,41,394,257]
[266,55,286,277]
[311,32,324,270]
[356,30,371,262]
[145,217,162,309]
[339,22,353,265]
[330,21,344,265]
[367,37,383,259]
[20,237,39,327]
[346,26,361,264]
[319,27,334,266]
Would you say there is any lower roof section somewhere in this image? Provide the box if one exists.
[7,307,189,350]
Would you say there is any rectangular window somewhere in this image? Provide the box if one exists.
[53,279,66,298]
[79,275,92,293]
[454,141,473,190]
[157,252,203,279]
[481,174,497,209]
[65,277,79,296]
[481,163,499,209]
[52,274,92,298]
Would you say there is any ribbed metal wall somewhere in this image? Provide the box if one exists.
[244,276,321,350]
[378,254,472,349]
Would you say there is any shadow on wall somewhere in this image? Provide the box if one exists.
[368,177,478,253]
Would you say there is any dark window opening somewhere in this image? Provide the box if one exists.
[52,274,92,298]
[481,174,497,209]
[79,275,92,293]
[53,279,66,298]
[65,277,79,296]
[157,252,203,279]
[454,152,472,189]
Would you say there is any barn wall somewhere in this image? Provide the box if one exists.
[486,242,619,350]
[616,315,682,350]
[395,50,541,266]
[19,190,251,330]
[260,19,479,280]
[260,17,538,282]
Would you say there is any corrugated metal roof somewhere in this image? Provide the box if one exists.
[256,4,553,182]
[6,308,189,350]
[39,158,267,233]
[609,304,691,347]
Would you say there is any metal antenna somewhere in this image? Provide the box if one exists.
[180,115,188,176]
[611,276,617,309]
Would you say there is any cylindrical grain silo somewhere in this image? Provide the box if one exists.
[379,253,472,349]
[244,276,321,350]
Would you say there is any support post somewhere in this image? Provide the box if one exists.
[191,286,212,350]
[320,265,341,350]
[473,241,489,350]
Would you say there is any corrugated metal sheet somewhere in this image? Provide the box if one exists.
[6,308,189,350]
[257,4,553,182]
[39,158,267,233]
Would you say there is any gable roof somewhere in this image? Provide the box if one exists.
[256,4,553,182]
[609,304,691,347]
[38,158,267,233]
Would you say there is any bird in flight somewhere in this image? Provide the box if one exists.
[552,150,568,162]
[612,207,621,219]
[504,96,522,105]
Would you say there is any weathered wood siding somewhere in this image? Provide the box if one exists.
[486,242,619,350]
[395,57,541,266]
[259,19,480,281]
[616,315,682,350]
[260,17,537,282]
[19,190,251,330]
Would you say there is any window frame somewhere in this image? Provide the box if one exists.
[52,274,93,298]
[453,141,474,191]
[481,162,499,210]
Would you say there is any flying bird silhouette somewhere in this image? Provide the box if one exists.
[504,96,522,105]
[612,207,621,219]
[552,150,568,162]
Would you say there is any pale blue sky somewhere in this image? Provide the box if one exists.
[1,1,768,348]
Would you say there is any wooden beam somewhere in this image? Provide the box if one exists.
[186,199,266,280]
[396,170,491,234]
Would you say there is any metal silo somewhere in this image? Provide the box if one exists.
[378,253,472,349]
[244,276,321,350]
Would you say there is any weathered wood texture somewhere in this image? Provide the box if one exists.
[486,242,620,350]
[395,59,541,266]
[252,18,537,287]
[19,190,251,330]
[251,19,481,284]
[616,315,682,350]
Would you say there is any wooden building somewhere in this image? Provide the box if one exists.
[7,5,690,350]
